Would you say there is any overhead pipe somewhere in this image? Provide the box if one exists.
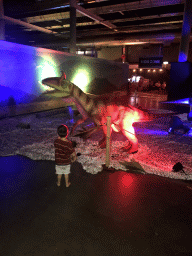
[75,4,117,29]
[2,15,57,35]
[35,31,183,49]
[76,31,180,46]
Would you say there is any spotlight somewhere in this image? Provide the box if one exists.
[168,116,190,134]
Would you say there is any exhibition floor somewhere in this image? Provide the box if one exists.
[0,155,192,256]
[1,92,192,255]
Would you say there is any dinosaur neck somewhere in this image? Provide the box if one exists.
[70,83,96,116]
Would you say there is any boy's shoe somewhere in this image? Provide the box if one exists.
[66,182,71,188]
[56,182,61,187]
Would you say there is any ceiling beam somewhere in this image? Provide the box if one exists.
[91,0,185,14]
[75,5,117,29]
[3,0,70,17]
[2,15,57,34]
[34,30,183,49]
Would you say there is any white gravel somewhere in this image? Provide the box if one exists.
[1,111,192,180]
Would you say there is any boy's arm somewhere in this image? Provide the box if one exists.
[70,151,77,162]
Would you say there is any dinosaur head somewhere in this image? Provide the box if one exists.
[42,72,72,98]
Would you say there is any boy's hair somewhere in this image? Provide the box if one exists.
[57,124,69,138]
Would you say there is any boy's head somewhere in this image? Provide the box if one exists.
[57,124,69,138]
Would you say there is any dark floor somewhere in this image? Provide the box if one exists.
[0,155,192,256]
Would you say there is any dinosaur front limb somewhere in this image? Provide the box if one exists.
[83,126,102,138]
[70,118,87,135]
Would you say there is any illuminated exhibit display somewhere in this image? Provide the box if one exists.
[42,73,151,154]
[0,40,63,105]
[58,56,128,95]
[0,40,128,106]
[71,68,90,92]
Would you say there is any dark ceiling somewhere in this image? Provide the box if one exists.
[2,0,186,51]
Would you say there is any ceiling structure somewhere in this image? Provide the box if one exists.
[2,0,187,51]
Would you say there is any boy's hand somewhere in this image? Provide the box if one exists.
[71,152,77,162]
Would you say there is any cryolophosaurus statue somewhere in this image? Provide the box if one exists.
[42,72,151,154]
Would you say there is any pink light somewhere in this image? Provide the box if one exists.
[98,102,152,152]
[108,173,135,199]
[111,123,120,132]
[61,124,69,138]
[121,174,133,189]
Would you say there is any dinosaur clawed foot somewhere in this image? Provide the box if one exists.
[99,138,138,154]
[72,128,96,139]
[121,143,138,154]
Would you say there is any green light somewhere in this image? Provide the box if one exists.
[72,68,90,92]
[36,53,60,92]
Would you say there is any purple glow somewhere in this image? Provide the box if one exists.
[136,128,168,136]
[178,52,188,62]
[166,98,189,104]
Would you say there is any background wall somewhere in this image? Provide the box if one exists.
[127,44,163,63]
[98,43,192,64]
[0,41,128,106]
[97,46,122,62]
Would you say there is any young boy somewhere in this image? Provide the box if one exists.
[54,124,76,187]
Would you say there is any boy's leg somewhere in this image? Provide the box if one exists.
[57,174,62,186]
[64,174,71,187]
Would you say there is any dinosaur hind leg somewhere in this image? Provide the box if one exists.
[121,125,138,154]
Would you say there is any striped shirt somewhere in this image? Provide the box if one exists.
[54,138,75,165]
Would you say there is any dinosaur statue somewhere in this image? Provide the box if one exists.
[42,73,151,154]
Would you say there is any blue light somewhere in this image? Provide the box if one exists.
[178,52,188,62]
[188,129,192,136]
[68,106,74,123]
[0,40,61,105]
[168,116,190,135]
[136,128,168,136]
[45,4,70,10]
[167,98,189,104]
[0,41,37,104]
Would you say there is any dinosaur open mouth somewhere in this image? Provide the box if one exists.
[42,77,60,88]
[42,77,61,94]
[43,88,56,94]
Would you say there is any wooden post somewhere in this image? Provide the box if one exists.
[105,116,111,167]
